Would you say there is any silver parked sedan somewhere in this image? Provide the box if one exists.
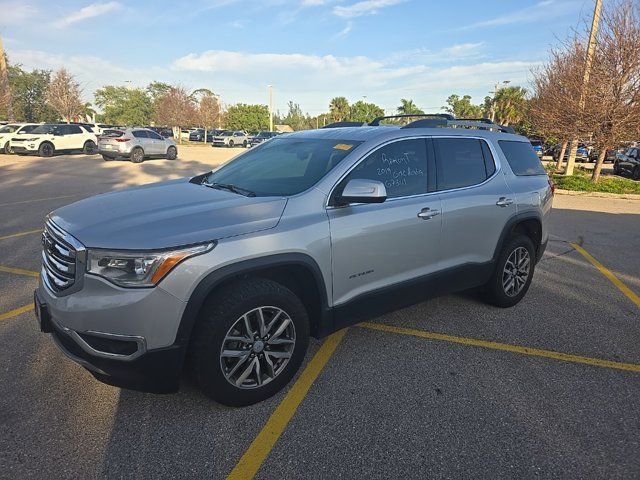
[98,128,178,163]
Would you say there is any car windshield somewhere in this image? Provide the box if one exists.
[31,125,58,134]
[219,131,232,136]
[0,125,20,133]
[202,137,362,196]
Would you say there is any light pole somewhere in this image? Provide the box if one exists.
[268,85,273,132]
[489,80,510,122]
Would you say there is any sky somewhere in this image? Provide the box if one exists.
[0,0,596,116]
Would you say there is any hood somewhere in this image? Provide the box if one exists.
[50,178,287,250]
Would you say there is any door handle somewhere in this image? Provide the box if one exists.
[496,197,514,207]
[417,207,440,220]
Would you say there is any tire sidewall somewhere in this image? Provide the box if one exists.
[38,142,54,157]
[488,234,536,308]
[193,282,309,407]
[131,148,144,163]
[167,146,177,160]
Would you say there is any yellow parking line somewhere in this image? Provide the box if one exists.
[0,304,32,322]
[0,194,79,207]
[0,229,41,241]
[359,322,640,373]
[571,243,640,309]
[0,265,40,277]
[227,328,348,480]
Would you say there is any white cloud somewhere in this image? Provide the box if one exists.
[54,1,122,28]
[442,42,485,59]
[0,2,37,24]
[459,0,579,30]
[333,0,405,18]
[333,21,354,39]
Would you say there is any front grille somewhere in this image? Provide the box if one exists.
[42,221,78,294]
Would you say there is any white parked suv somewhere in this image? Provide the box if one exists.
[0,123,40,154]
[11,123,97,157]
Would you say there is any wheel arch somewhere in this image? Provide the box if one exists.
[493,212,543,263]
[176,253,332,345]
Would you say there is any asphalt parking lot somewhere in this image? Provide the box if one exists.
[1,150,639,479]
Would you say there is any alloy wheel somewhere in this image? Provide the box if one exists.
[220,306,296,389]
[502,247,530,297]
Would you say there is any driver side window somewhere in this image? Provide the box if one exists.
[340,139,429,199]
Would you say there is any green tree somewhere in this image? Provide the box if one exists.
[94,86,154,125]
[6,64,57,122]
[347,100,384,123]
[329,96,349,122]
[492,86,528,126]
[442,94,484,118]
[397,98,424,115]
[225,103,269,131]
[146,81,173,104]
[282,101,313,131]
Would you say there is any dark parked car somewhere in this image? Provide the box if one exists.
[249,131,280,147]
[613,147,640,179]
[553,143,590,162]
[588,148,618,164]
[530,140,544,158]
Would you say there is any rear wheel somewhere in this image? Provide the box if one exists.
[483,234,535,308]
[83,140,96,154]
[130,147,144,163]
[190,278,310,406]
[243,140,248,148]
[38,142,54,157]
[166,146,177,160]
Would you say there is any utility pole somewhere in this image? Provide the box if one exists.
[0,35,14,121]
[268,84,273,132]
[565,0,602,176]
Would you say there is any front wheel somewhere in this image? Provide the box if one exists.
[228,140,234,148]
[166,146,177,160]
[613,162,621,175]
[190,278,310,406]
[38,142,54,157]
[3,141,12,154]
[633,166,640,181]
[483,234,536,308]
[243,140,248,148]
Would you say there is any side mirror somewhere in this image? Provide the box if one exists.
[337,179,387,205]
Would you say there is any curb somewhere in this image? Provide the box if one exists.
[555,189,640,200]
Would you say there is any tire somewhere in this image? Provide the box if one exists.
[228,140,234,148]
[3,141,11,154]
[190,278,310,407]
[38,142,54,157]
[633,166,640,181]
[243,140,248,148]
[83,140,97,155]
[483,234,536,308]
[613,162,621,175]
[166,146,177,160]
[130,147,144,163]
[102,154,112,161]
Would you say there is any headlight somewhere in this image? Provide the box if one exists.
[87,242,214,287]
[23,137,39,141]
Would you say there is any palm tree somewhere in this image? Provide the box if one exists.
[397,98,424,115]
[493,86,528,126]
[329,96,349,122]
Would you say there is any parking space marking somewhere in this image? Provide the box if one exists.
[0,304,32,322]
[571,243,640,309]
[359,322,640,373]
[0,265,40,278]
[227,328,348,480]
[0,194,79,207]
[0,229,41,241]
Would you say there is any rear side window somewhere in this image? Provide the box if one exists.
[344,139,428,199]
[132,130,149,139]
[499,141,546,176]
[434,138,492,190]
[67,125,82,134]
[148,131,163,140]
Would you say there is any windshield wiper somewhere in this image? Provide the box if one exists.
[202,181,256,197]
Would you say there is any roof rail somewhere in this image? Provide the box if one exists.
[322,121,368,128]
[368,113,454,126]
[402,118,515,134]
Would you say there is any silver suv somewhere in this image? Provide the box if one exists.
[34,116,553,406]
[98,127,178,163]
[212,130,249,148]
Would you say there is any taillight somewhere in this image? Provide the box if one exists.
[548,177,555,195]
[114,138,130,142]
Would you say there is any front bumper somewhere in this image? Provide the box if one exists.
[35,272,189,393]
